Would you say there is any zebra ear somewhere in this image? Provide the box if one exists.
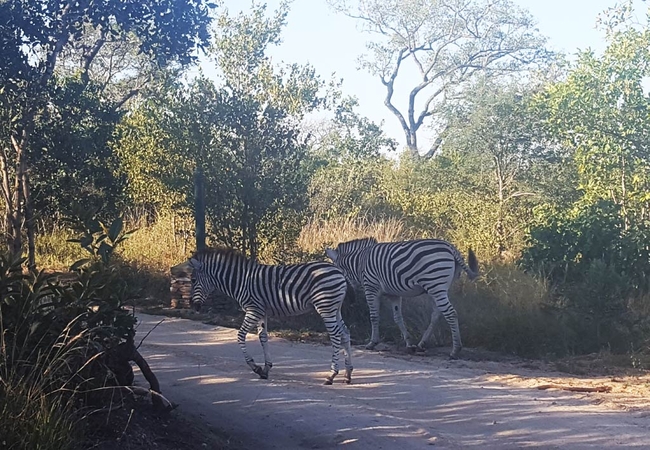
[325,248,339,262]
[188,258,203,270]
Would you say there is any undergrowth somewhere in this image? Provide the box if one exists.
[2,216,149,449]
[32,213,650,364]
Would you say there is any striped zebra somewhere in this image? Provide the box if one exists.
[325,238,479,359]
[189,248,353,385]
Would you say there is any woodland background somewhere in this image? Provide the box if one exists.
[2,0,650,447]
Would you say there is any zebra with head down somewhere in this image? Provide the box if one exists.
[189,247,353,385]
[326,238,478,359]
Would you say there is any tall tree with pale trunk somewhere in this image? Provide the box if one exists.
[328,0,548,158]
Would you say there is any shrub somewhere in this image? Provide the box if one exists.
[1,216,144,448]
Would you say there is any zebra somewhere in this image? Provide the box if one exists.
[325,238,478,359]
[188,247,353,385]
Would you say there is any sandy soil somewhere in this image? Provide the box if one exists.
[134,313,650,449]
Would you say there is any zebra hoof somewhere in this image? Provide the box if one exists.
[344,377,352,385]
[448,352,461,360]
[253,366,266,378]
[323,378,334,385]
[406,345,418,354]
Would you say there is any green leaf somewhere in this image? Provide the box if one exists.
[108,217,124,243]
[98,241,113,264]
[70,259,92,271]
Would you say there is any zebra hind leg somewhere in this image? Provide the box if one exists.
[429,291,462,359]
[321,315,343,385]
[339,313,353,384]
[417,307,444,352]
[365,291,382,350]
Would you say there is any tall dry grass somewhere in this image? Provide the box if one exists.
[35,212,193,273]
[1,309,98,450]
[297,216,413,257]
[33,214,619,359]
[119,212,194,272]
[295,217,566,357]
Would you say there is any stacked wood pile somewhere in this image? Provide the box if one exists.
[170,262,192,309]
[169,262,239,313]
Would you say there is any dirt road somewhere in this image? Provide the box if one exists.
[135,313,650,449]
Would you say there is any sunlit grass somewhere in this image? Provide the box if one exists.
[32,213,650,361]
[297,216,413,257]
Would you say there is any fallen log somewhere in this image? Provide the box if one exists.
[536,384,612,393]
[109,337,170,410]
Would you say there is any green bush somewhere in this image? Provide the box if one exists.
[0,217,140,449]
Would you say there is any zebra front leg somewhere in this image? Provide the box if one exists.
[257,317,272,379]
[417,306,443,351]
[365,289,382,350]
[389,296,416,352]
[238,311,265,377]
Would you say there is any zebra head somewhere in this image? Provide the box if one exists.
[188,254,215,312]
[325,237,377,288]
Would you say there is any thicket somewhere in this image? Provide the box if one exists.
[0,0,213,447]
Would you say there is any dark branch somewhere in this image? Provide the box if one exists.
[80,28,108,86]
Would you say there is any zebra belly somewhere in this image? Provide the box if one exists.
[263,301,311,318]
[380,285,427,298]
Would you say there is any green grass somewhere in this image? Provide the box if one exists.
[0,378,78,450]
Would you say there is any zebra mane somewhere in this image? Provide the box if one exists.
[336,237,378,254]
[192,246,248,262]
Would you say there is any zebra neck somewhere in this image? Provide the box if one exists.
[214,258,253,301]
[351,250,370,282]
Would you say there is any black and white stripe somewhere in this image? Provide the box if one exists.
[189,248,353,384]
[326,238,478,358]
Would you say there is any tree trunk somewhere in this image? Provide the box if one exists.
[22,170,35,270]
[9,133,26,258]
[194,167,206,251]
[8,105,40,269]
[620,154,629,231]
[0,147,16,252]
[406,130,419,159]
[249,221,258,261]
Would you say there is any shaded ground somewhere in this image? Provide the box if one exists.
[83,397,242,450]
[128,312,650,449]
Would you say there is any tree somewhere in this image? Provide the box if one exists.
[442,79,568,255]
[205,90,311,260]
[211,1,327,118]
[538,0,650,229]
[328,0,548,158]
[524,0,650,295]
[308,96,398,161]
[307,96,398,220]
[203,1,330,259]
[0,0,213,268]
[116,2,329,260]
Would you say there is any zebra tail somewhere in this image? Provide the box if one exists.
[466,248,479,280]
